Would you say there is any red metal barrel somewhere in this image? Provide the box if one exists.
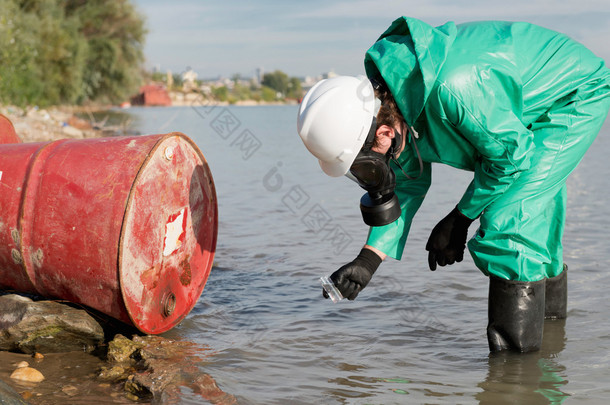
[0,133,217,334]
[0,114,21,144]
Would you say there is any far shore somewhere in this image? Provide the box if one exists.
[1,95,300,145]
[167,90,300,107]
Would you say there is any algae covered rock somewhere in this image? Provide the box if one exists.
[0,294,104,353]
[106,334,143,364]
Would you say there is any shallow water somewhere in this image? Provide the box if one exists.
[0,350,133,404]
[6,104,607,405]
[116,104,610,405]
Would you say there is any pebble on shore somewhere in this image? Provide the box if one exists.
[9,362,45,383]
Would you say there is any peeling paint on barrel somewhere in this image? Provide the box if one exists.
[31,248,44,269]
[163,208,187,257]
[11,229,20,245]
[0,133,217,334]
[179,257,192,286]
[11,249,22,265]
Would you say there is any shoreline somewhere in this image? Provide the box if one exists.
[168,90,300,107]
[1,101,298,144]
[1,105,113,143]
[0,108,235,404]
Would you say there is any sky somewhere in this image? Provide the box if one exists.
[133,0,610,79]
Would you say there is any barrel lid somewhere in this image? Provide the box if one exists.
[118,133,217,334]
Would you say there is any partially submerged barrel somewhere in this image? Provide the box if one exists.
[0,133,218,334]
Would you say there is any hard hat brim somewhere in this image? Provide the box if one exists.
[319,155,355,177]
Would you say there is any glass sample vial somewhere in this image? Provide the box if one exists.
[319,276,344,303]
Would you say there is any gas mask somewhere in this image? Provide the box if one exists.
[346,119,404,227]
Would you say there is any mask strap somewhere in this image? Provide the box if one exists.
[360,117,377,151]
[391,125,424,181]
[388,128,401,161]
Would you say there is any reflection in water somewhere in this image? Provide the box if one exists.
[477,320,569,404]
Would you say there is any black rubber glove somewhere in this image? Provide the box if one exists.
[324,248,382,300]
[426,206,474,271]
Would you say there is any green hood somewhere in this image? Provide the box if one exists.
[365,17,457,126]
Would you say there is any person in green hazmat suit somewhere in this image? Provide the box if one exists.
[297,17,610,353]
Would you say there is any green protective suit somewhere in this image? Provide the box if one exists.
[364,17,610,281]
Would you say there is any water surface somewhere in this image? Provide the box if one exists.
[125,104,610,405]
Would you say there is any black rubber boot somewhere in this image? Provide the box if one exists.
[545,264,567,319]
[487,276,545,353]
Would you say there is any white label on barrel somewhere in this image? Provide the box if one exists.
[0,171,2,182]
[163,207,187,256]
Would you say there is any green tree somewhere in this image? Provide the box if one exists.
[33,0,87,105]
[0,0,146,106]
[212,86,228,102]
[150,71,166,83]
[287,77,303,100]
[65,0,147,104]
[0,0,86,105]
[261,70,290,97]
[260,86,277,102]
[171,73,183,91]
[0,0,39,105]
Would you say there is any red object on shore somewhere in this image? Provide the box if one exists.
[0,133,217,334]
[0,114,21,144]
[131,84,172,106]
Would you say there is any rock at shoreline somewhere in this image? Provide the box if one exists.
[106,334,142,364]
[0,297,237,403]
[0,294,104,354]
[99,334,237,404]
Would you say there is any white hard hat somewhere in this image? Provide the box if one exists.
[297,76,380,177]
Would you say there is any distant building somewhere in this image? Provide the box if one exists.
[182,68,198,92]
[255,67,264,86]
[301,71,338,92]
[131,84,172,106]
